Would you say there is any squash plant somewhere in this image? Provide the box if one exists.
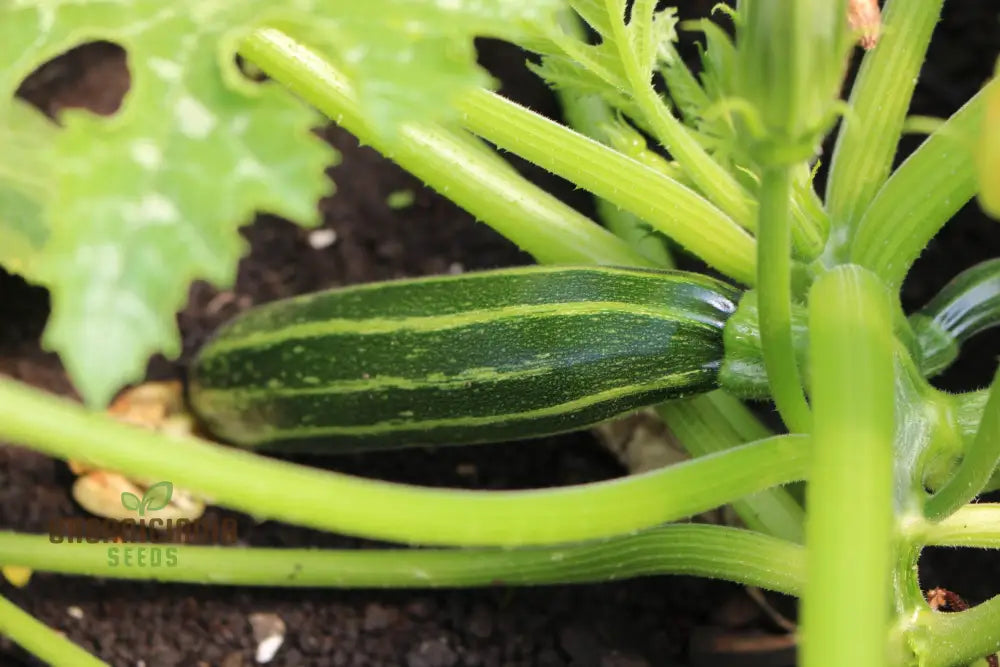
[0,0,998,665]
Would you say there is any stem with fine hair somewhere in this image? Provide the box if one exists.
[924,365,1000,520]
[912,591,1000,667]
[920,504,1000,548]
[602,0,755,229]
[237,30,648,269]
[0,526,805,596]
[800,265,895,667]
[244,28,757,283]
[824,0,946,250]
[0,377,808,548]
[757,166,812,433]
[553,8,675,268]
[851,81,992,288]
[455,89,756,284]
[658,391,805,543]
[0,594,104,667]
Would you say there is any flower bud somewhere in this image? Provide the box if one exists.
[734,0,853,163]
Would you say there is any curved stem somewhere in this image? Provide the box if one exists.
[0,526,805,596]
[801,265,895,667]
[924,366,1000,520]
[758,166,812,433]
[910,258,1000,374]
[0,377,808,547]
[912,595,1000,667]
[917,258,1000,341]
[238,29,649,269]
[0,594,105,666]
[657,391,805,544]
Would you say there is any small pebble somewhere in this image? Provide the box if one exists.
[248,612,286,664]
[307,228,337,249]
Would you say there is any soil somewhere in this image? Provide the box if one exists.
[1,5,999,666]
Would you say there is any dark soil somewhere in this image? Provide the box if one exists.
[1,5,999,666]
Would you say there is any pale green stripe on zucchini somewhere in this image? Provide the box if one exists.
[190,266,741,452]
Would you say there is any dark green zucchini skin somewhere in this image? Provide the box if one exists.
[189,266,742,452]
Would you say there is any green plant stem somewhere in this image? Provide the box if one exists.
[555,89,675,267]
[603,0,754,230]
[757,166,812,433]
[238,30,648,269]
[455,89,756,284]
[789,164,829,261]
[909,258,1000,376]
[825,0,945,251]
[916,258,1000,344]
[553,9,675,268]
[913,595,1000,667]
[245,29,756,283]
[851,81,991,288]
[920,504,1000,548]
[0,526,805,596]
[0,377,808,547]
[924,366,1000,520]
[801,265,895,667]
[657,391,805,543]
[0,593,105,666]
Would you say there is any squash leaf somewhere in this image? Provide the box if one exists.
[0,0,559,406]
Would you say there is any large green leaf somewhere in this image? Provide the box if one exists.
[0,100,56,281]
[0,0,560,406]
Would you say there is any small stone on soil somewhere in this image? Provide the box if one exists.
[307,228,337,249]
[248,612,285,664]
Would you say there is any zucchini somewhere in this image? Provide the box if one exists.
[189,266,742,452]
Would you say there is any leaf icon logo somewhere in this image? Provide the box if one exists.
[121,491,141,512]
[120,481,173,516]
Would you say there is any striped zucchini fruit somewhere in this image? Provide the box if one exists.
[189,266,742,452]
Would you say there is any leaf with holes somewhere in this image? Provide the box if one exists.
[0,0,564,406]
[0,2,341,407]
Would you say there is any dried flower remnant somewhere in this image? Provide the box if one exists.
[848,0,882,50]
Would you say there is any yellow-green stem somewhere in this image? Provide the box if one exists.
[758,166,812,432]
[801,265,895,667]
